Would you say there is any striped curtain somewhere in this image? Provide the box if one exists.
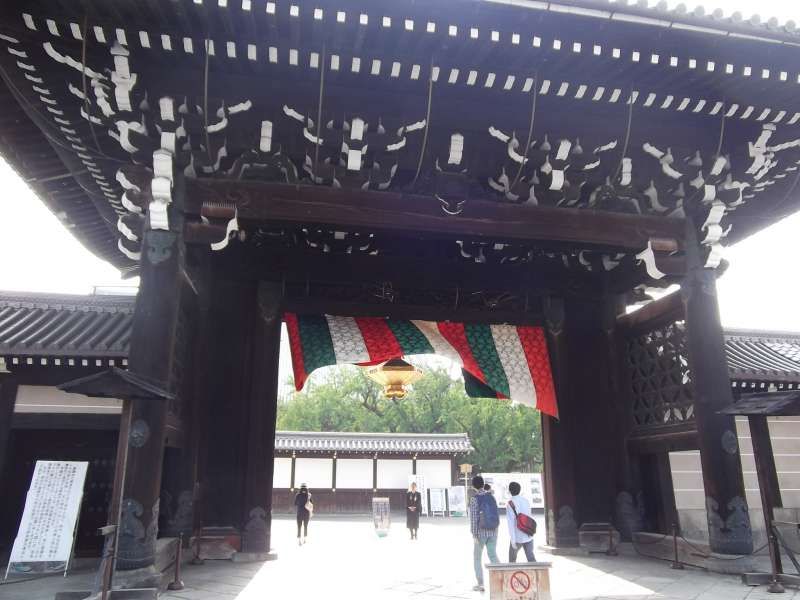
[285,314,558,417]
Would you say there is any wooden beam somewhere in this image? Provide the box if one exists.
[185,179,684,252]
[198,242,599,294]
[617,290,685,335]
[627,427,699,454]
[748,415,783,574]
[285,297,543,326]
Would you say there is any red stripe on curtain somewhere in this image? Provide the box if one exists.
[436,322,488,387]
[354,317,404,364]
[517,326,558,418]
[284,313,308,391]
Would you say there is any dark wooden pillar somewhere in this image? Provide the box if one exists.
[160,288,202,542]
[118,174,188,571]
[0,374,18,478]
[683,221,753,555]
[566,297,620,527]
[541,297,579,547]
[240,282,282,556]
[749,415,782,572]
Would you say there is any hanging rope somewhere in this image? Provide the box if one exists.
[80,13,104,156]
[203,36,212,164]
[715,102,727,158]
[313,43,326,180]
[613,84,635,182]
[410,61,435,188]
[509,75,539,190]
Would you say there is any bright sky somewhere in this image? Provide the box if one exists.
[0,0,798,331]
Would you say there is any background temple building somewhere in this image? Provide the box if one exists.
[2,0,800,584]
[271,430,472,514]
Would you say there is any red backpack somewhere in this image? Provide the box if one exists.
[508,500,537,536]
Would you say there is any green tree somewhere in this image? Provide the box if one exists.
[277,364,543,473]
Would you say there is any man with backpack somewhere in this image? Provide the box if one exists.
[506,481,537,562]
[468,475,499,592]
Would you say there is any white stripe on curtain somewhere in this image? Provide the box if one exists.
[324,315,370,363]
[410,320,463,367]
[490,324,538,407]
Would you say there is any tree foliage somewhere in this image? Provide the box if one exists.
[277,364,543,473]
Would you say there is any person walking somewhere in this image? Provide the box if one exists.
[468,475,499,592]
[506,481,537,562]
[406,482,423,540]
[294,484,313,545]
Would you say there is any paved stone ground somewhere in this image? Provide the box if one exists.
[1,515,794,600]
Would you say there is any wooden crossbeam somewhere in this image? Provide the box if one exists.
[185,179,684,252]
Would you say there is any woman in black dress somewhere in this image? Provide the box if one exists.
[406,482,422,539]
[294,484,312,545]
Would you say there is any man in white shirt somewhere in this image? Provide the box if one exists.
[506,481,536,562]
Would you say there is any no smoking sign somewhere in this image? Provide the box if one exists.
[503,569,537,600]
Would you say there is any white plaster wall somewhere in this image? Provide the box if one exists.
[377,459,413,489]
[336,458,374,489]
[416,459,452,488]
[273,457,292,488]
[294,458,333,489]
[14,385,122,413]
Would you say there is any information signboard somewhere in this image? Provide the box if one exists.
[429,488,447,515]
[6,461,88,578]
[448,486,467,515]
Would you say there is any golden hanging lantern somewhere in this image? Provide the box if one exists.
[365,358,423,399]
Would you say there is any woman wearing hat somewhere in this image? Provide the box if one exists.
[294,484,313,545]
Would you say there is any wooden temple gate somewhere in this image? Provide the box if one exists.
[2,0,800,578]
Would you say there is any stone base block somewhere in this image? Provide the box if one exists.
[579,523,621,554]
[632,532,763,575]
[232,550,278,563]
[538,544,587,556]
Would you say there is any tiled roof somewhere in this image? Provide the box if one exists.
[553,1,800,44]
[0,291,135,359]
[725,330,800,384]
[275,431,473,455]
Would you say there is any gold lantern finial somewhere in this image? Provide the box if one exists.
[365,358,423,399]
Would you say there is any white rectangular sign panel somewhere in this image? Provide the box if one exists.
[429,488,447,513]
[448,486,467,514]
[8,461,88,570]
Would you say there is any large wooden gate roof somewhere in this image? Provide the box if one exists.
[1,0,799,302]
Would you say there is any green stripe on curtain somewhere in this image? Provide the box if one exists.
[385,319,435,355]
[463,369,499,399]
[297,315,337,375]
[464,323,511,398]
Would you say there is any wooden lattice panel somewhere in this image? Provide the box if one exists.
[626,321,694,431]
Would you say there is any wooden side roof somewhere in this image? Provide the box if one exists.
[0,291,133,363]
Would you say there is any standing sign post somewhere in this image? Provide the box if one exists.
[372,497,391,537]
[486,562,551,600]
[448,486,467,516]
[429,488,447,516]
[5,460,89,579]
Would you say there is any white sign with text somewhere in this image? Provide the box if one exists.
[8,461,88,570]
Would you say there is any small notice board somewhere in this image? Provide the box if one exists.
[5,460,88,579]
